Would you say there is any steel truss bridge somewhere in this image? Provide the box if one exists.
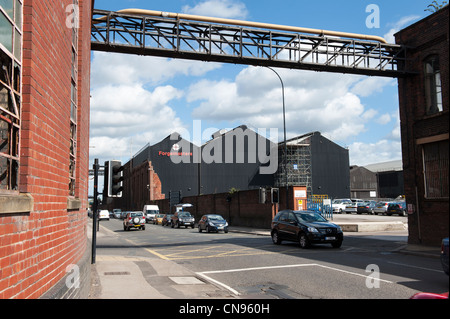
[91,9,413,78]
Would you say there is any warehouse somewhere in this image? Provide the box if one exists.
[119,126,350,210]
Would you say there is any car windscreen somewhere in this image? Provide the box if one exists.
[294,212,327,223]
[208,215,225,221]
[179,212,192,217]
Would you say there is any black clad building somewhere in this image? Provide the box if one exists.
[129,126,350,200]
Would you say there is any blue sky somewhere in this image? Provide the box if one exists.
[89,0,435,169]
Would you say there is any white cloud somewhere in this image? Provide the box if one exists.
[350,77,395,97]
[188,67,372,141]
[182,0,249,19]
[348,139,402,166]
[377,113,392,125]
[383,15,421,43]
[91,52,222,88]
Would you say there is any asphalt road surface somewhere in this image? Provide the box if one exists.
[94,218,448,299]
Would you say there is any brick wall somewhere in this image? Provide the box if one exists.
[0,0,92,298]
[395,7,449,245]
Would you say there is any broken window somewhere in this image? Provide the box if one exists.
[424,55,443,115]
[0,0,21,192]
[69,0,78,196]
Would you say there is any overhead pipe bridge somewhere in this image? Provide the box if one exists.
[91,9,413,78]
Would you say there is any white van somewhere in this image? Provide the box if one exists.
[143,205,159,223]
[98,210,110,221]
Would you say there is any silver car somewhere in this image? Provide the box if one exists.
[373,201,391,215]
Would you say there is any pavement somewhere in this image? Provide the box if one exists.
[87,216,442,299]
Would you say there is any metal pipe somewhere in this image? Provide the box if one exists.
[96,8,388,44]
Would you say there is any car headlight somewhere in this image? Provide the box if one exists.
[336,226,343,233]
[308,227,319,233]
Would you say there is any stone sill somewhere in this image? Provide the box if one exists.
[0,193,34,214]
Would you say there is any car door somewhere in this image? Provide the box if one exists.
[285,212,299,240]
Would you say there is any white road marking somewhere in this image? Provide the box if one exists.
[196,263,393,295]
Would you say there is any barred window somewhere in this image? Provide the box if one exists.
[0,0,22,192]
[423,140,449,199]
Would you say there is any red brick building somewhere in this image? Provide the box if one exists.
[1,0,92,298]
[395,6,449,245]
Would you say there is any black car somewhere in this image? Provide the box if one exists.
[386,202,406,216]
[198,214,229,233]
[171,211,195,228]
[271,210,343,248]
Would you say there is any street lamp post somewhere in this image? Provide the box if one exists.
[265,67,289,209]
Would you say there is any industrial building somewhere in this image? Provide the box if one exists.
[113,126,350,211]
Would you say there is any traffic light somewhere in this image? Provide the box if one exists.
[271,188,279,204]
[106,160,124,197]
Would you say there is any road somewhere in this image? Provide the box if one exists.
[93,217,448,299]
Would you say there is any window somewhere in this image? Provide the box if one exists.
[69,0,78,196]
[423,140,449,199]
[0,0,21,192]
[424,55,443,115]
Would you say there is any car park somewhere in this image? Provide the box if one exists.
[198,214,229,233]
[171,211,195,228]
[332,199,352,214]
[386,202,406,216]
[98,210,110,221]
[271,210,343,248]
[123,212,146,231]
[441,238,449,276]
[357,201,376,214]
[161,214,173,226]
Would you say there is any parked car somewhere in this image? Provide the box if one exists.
[373,201,391,215]
[441,238,449,276]
[123,212,146,231]
[386,202,406,216]
[357,201,377,214]
[113,208,122,219]
[271,210,343,249]
[198,214,228,233]
[332,199,352,214]
[98,210,110,221]
[171,211,195,228]
[161,214,173,226]
[344,199,363,214]
[153,214,165,225]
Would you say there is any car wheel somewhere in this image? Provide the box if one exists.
[198,225,202,233]
[142,226,145,230]
[206,225,211,233]
[299,233,310,249]
[271,230,282,245]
